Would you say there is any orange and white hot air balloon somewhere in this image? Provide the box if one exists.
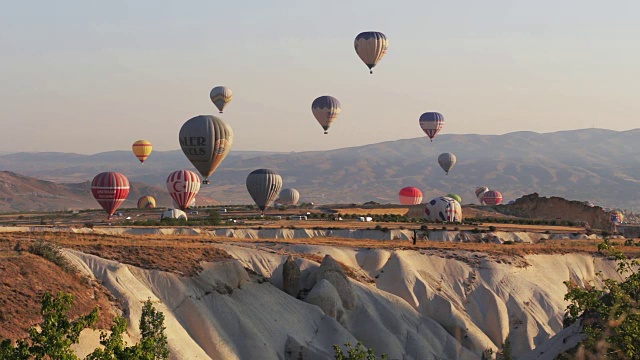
[398,187,423,205]
[132,140,152,164]
[166,170,201,211]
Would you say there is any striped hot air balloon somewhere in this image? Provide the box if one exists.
[482,190,503,205]
[399,187,423,205]
[246,169,283,215]
[312,96,341,134]
[91,172,130,219]
[210,86,233,113]
[137,195,156,209]
[166,170,201,211]
[354,31,388,74]
[132,140,152,164]
[424,197,462,222]
[419,112,444,141]
[278,188,300,205]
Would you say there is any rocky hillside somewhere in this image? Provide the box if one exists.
[491,193,611,229]
[1,128,639,212]
[2,231,632,359]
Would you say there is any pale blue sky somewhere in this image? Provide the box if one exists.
[1,0,639,154]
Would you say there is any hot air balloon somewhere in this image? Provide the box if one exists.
[399,187,423,205]
[419,112,444,141]
[161,209,187,220]
[179,115,233,184]
[475,186,489,204]
[91,172,130,219]
[438,153,457,175]
[246,169,283,215]
[482,190,503,205]
[166,170,201,211]
[132,140,152,164]
[446,193,462,204]
[278,188,300,205]
[173,198,196,209]
[424,197,462,222]
[210,86,232,113]
[137,195,156,209]
[610,211,624,224]
[312,96,341,134]
[354,31,388,74]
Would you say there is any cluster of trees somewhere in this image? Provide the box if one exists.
[0,293,168,360]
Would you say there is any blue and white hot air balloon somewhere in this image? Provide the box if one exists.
[354,31,388,74]
[419,112,445,142]
[312,96,341,134]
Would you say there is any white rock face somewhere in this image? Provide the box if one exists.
[63,243,621,360]
[305,279,344,321]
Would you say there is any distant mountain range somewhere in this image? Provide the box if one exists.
[0,171,218,212]
[1,128,639,212]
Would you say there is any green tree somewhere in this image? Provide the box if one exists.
[563,239,640,359]
[0,292,98,360]
[0,294,169,360]
[206,210,222,225]
[333,342,387,360]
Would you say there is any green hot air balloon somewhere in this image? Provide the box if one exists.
[446,193,462,204]
[246,169,283,215]
[179,115,233,185]
[438,153,457,175]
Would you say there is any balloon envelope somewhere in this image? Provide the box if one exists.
[166,170,201,211]
[445,193,462,204]
[246,169,283,213]
[132,140,152,164]
[210,86,233,113]
[482,190,503,205]
[438,153,457,174]
[312,96,341,134]
[399,187,423,205]
[424,197,462,222]
[354,31,388,74]
[278,188,300,205]
[161,209,187,220]
[475,186,490,204]
[179,115,233,184]
[137,195,156,209]
[91,172,130,219]
[610,211,624,224]
[419,112,444,141]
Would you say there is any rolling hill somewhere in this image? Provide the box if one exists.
[0,171,218,212]
[1,128,639,211]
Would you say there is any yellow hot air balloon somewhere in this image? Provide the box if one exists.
[132,140,153,164]
[137,195,156,209]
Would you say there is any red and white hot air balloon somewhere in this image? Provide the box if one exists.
[166,170,201,211]
[482,190,503,205]
[398,187,423,205]
[91,172,130,219]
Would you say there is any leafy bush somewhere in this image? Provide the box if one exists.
[0,292,169,360]
[562,239,640,358]
[333,342,387,360]
[28,241,75,274]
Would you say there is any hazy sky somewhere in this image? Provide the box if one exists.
[1,0,639,154]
